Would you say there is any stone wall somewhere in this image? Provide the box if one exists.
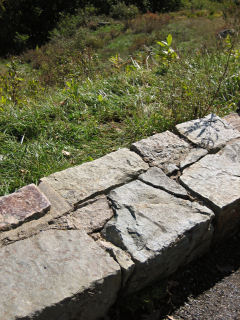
[0,113,240,320]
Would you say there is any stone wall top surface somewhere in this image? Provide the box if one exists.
[180,140,240,210]
[51,195,114,234]
[41,148,148,206]
[131,130,206,174]
[176,113,240,150]
[139,167,188,198]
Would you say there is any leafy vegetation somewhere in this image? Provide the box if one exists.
[0,1,240,196]
[0,0,224,54]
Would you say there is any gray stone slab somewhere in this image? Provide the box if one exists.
[138,167,188,198]
[41,148,148,206]
[103,180,214,294]
[180,140,240,239]
[51,195,114,234]
[0,230,121,320]
[131,131,192,174]
[0,184,50,231]
[176,113,240,150]
[224,112,240,132]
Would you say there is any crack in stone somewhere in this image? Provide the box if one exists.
[138,177,190,200]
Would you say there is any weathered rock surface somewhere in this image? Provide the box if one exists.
[224,112,240,132]
[131,131,191,174]
[103,180,214,294]
[97,238,135,288]
[0,182,72,247]
[41,148,148,206]
[38,180,73,216]
[180,140,240,238]
[176,113,240,150]
[51,195,114,234]
[0,230,121,320]
[0,184,50,231]
[138,167,188,198]
[180,148,208,169]
[131,131,206,174]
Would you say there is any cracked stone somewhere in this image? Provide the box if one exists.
[138,167,188,198]
[180,140,240,239]
[180,148,208,169]
[41,148,148,206]
[97,238,135,288]
[51,195,114,234]
[176,113,240,151]
[131,131,196,175]
[102,180,214,294]
[0,184,51,231]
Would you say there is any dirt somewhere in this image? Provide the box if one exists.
[107,230,240,320]
[166,268,240,320]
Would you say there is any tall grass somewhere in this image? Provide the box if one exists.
[0,5,240,196]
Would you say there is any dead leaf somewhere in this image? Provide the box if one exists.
[20,169,29,175]
[59,99,67,106]
[62,150,71,157]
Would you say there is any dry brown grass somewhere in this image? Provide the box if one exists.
[126,12,171,34]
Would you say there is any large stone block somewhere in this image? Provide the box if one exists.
[176,113,240,150]
[131,131,206,174]
[0,184,50,231]
[102,180,214,294]
[0,230,121,320]
[41,148,148,206]
[180,140,240,239]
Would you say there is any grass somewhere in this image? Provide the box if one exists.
[0,5,240,196]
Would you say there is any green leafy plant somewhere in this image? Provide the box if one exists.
[65,79,80,101]
[155,34,179,66]
[0,60,23,106]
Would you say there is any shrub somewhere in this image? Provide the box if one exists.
[22,42,99,86]
[127,12,171,33]
[110,2,139,19]
[49,6,98,40]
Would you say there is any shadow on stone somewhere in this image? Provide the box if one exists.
[176,113,240,151]
[107,231,240,320]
